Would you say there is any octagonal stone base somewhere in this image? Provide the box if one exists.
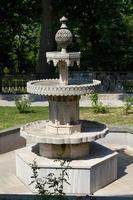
[16,142,117,195]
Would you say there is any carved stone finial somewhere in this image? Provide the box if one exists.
[55,16,72,53]
[60,16,68,28]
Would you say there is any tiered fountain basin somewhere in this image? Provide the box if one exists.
[27,79,100,96]
[16,16,117,195]
[46,51,81,66]
[21,77,108,160]
[21,120,108,159]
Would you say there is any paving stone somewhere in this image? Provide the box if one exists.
[0,151,31,194]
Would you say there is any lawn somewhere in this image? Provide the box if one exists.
[0,106,133,131]
[80,107,133,126]
[0,106,48,130]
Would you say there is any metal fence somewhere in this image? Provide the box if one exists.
[0,72,133,94]
[69,71,133,93]
[0,75,36,94]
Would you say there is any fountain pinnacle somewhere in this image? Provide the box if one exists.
[46,16,80,85]
[55,16,72,53]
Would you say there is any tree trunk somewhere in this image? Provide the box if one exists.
[36,0,56,78]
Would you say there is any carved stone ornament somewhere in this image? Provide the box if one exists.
[55,16,72,53]
[27,79,101,96]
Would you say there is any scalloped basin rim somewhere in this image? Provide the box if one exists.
[27,79,101,96]
[27,79,100,87]
[20,120,109,144]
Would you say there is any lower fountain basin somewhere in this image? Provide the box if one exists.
[21,120,108,145]
[20,120,108,159]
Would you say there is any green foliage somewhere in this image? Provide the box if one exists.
[1,0,133,72]
[89,92,109,113]
[89,92,98,106]
[123,80,133,93]
[15,95,31,113]
[0,0,41,74]
[30,159,71,197]
[54,0,133,71]
[93,103,109,114]
[8,23,40,73]
[122,95,133,114]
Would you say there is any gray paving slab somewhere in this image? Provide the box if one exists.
[94,148,133,196]
[0,151,32,194]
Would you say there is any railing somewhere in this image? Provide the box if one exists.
[1,75,36,94]
[0,72,133,94]
[0,73,58,94]
[122,80,133,93]
[94,71,133,93]
[69,71,133,93]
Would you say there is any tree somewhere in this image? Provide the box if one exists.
[1,0,133,75]
[0,0,41,74]
[53,0,133,72]
[36,0,57,77]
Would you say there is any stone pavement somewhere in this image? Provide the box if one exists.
[0,151,31,194]
[94,147,133,196]
[0,93,128,107]
[0,146,133,196]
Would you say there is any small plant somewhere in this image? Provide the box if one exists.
[89,92,98,107]
[30,159,71,197]
[15,95,31,113]
[89,92,109,114]
[122,95,133,114]
[93,103,109,114]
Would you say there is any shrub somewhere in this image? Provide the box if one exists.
[93,103,109,114]
[89,92,98,107]
[15,95,31,113]
[122,95,133,114]
[89,92,109,114]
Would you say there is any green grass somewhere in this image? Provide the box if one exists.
[0,106,48,130]
[80,107,133,126]
[0,106,133,131]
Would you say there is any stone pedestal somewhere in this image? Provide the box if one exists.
[16,142,117,195]
[47,95,81,135]
[39,142,90,159]
[48,96,80,126]
[58,62,68,85]
[46,123,81,135]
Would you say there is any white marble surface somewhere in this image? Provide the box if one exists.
[27,79,100,96]
[46,51,81,67]
[16,142,117,194]
[20,120,108,145]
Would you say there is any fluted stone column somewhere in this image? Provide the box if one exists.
[47,96,81,135]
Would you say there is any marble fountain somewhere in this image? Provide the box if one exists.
[16,17,117,195]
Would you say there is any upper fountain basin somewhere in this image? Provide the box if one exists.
[27,79,100,96]
[46,51,81,66]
